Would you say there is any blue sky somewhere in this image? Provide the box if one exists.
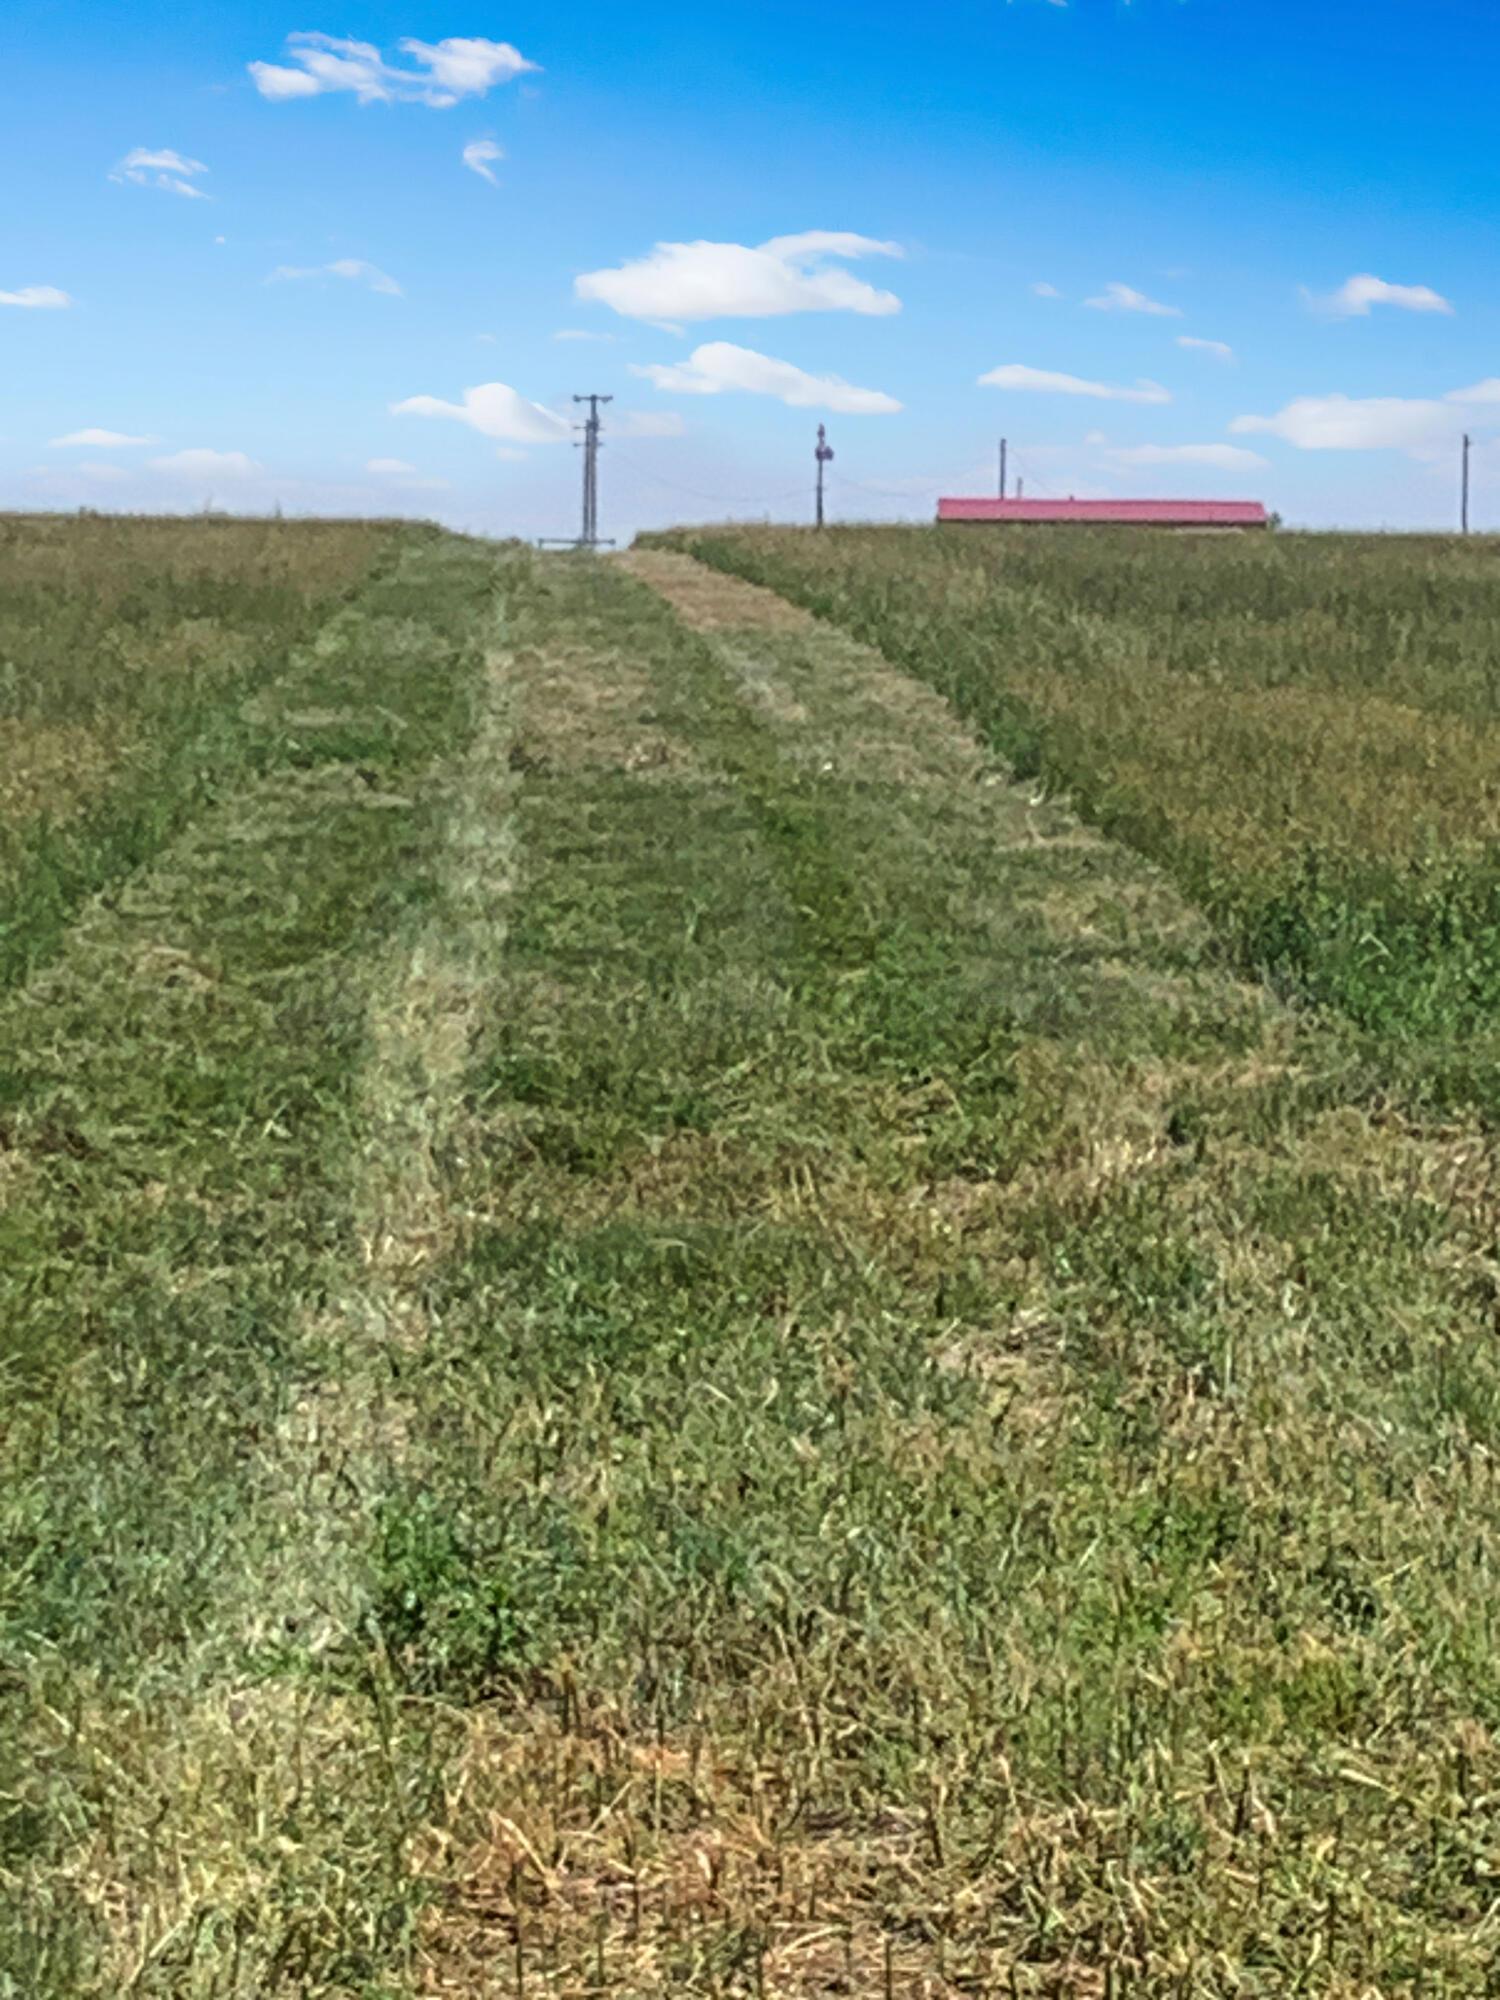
[6,0,1500,535]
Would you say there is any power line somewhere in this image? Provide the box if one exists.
[606,446,811,508]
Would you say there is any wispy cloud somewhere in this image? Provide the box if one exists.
[632,340,901,413]
[250,33,536,107]
[1085,281,1181,317]
[553,327,617,343]
[1305,273,1454,319]
[50,428,156,448]
[980,363,1170,404]
[268,259,403,296]
[1230,394,1454,452]
[1106,442,1267,470]
[0,285,71,309]
[1031,281,1062,299]
[463,139,503,185]
[577,232,903,322]
[392,381,571,444]
[150,448,262,479]
[366,457,449,490]
[1177,335,1235,361]
[111,147,209,198]
[612,410,689,438]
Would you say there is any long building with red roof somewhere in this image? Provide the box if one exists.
[937,497,1269,529]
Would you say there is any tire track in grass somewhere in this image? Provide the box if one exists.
[0,536,515,1999]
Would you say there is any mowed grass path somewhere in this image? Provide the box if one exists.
[4,536,1500,1996]
[648,525,1500,1110]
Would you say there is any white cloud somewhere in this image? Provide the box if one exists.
[576,232,903,322]
[111,147,210,198]
[249,33,536,107]
[269,259,403,296]
[0,286,71,309]
[463,139,503,185]
[1085,281,1181,317]
[1307,273,1454,319]
[366,456,448,490]
[1106,442,1268,470]
[979,364,1171,404]
[1177,335,1235,361]
[632,341,901,414]
[1447,379,1500,404]
[1230,394,1455,451]
[1031,281,1062,299]
[553,327,617,343]
[150,449,262,479]
[391,381,571,444]
[50,428,155,448]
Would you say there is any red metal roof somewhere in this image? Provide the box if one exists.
[938,497,1269,527]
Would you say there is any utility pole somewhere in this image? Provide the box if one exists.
[815,423,834,528]
[541,393,614,549]
[999,438,1008,500]
[1462,432,1472,536]
[575,393,612,548]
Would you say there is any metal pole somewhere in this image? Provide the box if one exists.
[999,438,1007,501]
[815,423,834,528]
[567,394,613,549]
[1462,432,1472,536]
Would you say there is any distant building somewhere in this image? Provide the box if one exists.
[937,498,1270,530]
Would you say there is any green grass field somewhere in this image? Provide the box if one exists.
[3,519,1500,1997]
[649,524,1500,1110]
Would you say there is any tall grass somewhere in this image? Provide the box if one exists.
[648,524,1500,1103]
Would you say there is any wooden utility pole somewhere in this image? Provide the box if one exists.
[1462,432,1472,536]
[999,438,1008,500]
[815,423,834,528]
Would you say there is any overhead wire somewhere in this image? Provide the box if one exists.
[606,446,812,509]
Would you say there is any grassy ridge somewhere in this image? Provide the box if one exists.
[646,525,1500,1103]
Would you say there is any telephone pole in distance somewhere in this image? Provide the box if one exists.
[815,423,834,529]
[539,392,615,550]
[1462,431,1472,536]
